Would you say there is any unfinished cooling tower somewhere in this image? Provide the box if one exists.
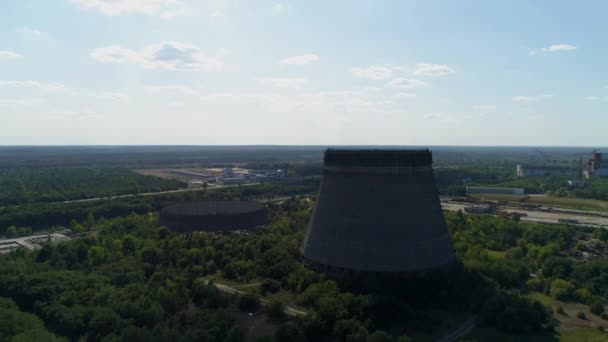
[159,201,267,233]
[301,149,456,273]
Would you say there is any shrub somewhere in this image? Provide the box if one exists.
[261,278,282,294]
[266,299,285,319]
[590,301,605,316]
[550,279,574,300]
[238,293,260,312]
[577,311,587,320]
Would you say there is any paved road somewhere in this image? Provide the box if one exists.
[437,317,476,342]
[442,202,608,228]
[212,282,307,317]
[0,182,267,210]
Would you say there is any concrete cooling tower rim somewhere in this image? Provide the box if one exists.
[301,148,456,273]
[159,201,267,233]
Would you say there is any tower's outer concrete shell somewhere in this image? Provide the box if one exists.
[301,149,456,273]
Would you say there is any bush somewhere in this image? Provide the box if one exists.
[238,293,260,312]
[556,306,567,316]
[261,278,282,294]
[266,299,285,319]
[590,301,605,316]
[526,278,544,291]
[550,279,574,300]
[577,311,587,320]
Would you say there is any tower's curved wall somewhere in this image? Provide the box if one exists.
[159,201,267,233]
[301,149,455,273]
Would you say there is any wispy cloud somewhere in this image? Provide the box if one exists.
[386,78,426,89]
[413,63,455,77]
[146,85,198,95]
[512,94,552,102]
[350,66,393,80]
[17,27,50,38]
[280,54,320,65]
[0,80,127,100]
[70,0,191,18]
[542,44,576,52]
[91,42,224,71]
[0,51,23,60]
[258,77,307,89]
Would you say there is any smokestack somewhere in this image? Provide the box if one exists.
[301,149,456,273]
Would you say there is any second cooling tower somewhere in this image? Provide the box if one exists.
[301,149,456,273]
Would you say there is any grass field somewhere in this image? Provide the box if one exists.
[470,193,608,212]
[530,292,608,341]
[486,250,506,260]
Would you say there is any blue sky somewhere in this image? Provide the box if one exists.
[1,0,607,145]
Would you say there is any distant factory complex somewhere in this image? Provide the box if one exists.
[170,167,289,186]
[517,151,608,179]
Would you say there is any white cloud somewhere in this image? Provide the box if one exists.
[0,80,127,101]
[393,93,417,99]
[512,94,552,102]
[70,0,190,17]
[211,10,224,17]
[541,44,576,52]
[0,80,68,92]
[258,77,307,89]
[413,63,455,77]
[0,51,23,60]
[98,92,128,100]
[280,54,320,65]
[91,42,224,71]
[386,78,425,89]
[146,85,198,95]
[17,27,50,37]
[584,96,600,101]
[0,98,43,108]
[350,66,393,80]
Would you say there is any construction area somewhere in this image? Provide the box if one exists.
[135,166,290,189]
[442,197,608,229]
[517,149,608,178]
[0,233,71,254]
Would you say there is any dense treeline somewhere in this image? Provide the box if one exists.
[574,178,608,201]
[0,180,319,235]
[0,199,564,341]
[0,168,185,206]
[448,211,608,319]
[434,166,595,197]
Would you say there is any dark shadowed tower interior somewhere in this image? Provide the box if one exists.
[301,149,456,273]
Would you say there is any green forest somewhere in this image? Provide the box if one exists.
[3,195,608,341]
[0,180,319,236]
[0,168,185,207]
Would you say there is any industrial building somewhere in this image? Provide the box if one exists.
[516,164,580,178]
[159,201,267,233]
[0,233,71,254]
[301,149,456,273]
[466,186,524,195]
[584,152,608,178]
